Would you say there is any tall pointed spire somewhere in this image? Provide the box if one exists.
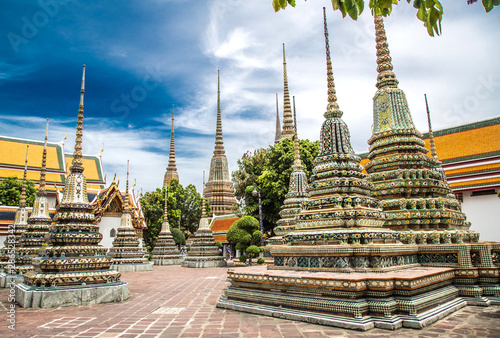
[293,96,297,133]
[425,94,438,160]
[37,119,49,197]
[124,160,130,212]
[374,15,398,90]
[164,104,179,187]
[281,43,295,139]
[214,70,225,156]
[274,93,282,145]
[70,65,85,174]
[19,146,29,208]
[204,71,236,216]
[323,8,343,120]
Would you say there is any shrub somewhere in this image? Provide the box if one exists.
[257,258,265,264]
[215,241,222,248]
[239,255,247,263]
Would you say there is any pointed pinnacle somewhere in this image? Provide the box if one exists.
[425,94,439,160]
[281,43,295,138]
[38,118,49,197]
[374,15,398,89]
[323,7,342,119]
[19,146,29,208]
[214,70,225,156]
[275,93,282,145]
[124,160,130,212]
[70,65,86,173]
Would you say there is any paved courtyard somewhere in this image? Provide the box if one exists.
[1,264,499,337]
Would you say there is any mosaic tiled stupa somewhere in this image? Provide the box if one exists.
[163,104,179,187]
[16,120,54,279]
[108,161,152,272]
[218,10,500,331]
[203,71,236,216]
[16,66,128,309]
[182,196,226,268]
[0,146,30,287]
[151,187,183,265]
[366,16,472,242]
[272,133,309,241]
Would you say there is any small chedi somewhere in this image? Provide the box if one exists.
[182,197,226,268]
[108,161,152,272]
[16,66,128,309]
[203,71,237,216]
[0,146,30,287]
[151,187,183,265]
[272,132,310,242]
[217,10,500,331]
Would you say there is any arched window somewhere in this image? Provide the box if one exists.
[110,228,116,238]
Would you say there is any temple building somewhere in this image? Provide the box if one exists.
[16,66,128,308]
[163,104,179,187]
[218,10,500,331]
[203,71,236,216]
[0,146,30,287]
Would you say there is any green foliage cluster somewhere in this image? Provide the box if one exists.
[171,228,186,247]
[227,216,264,264]
[0,176,37,207]
[141,179,208,249]
[215,241,223,248]
[257,258,266,265]
[232,137,319,236]
[272,0,497,37]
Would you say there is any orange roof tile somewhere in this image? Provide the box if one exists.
[211,217,241,232]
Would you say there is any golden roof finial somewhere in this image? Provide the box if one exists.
[132,178,136,194]
[425,94,439,160]
[112,170,117,184]
[374,15,398,89]
[70,65,86,173]
[323,7,342,119]
[38,118,49,197]
[61,129,68,146]
[98,143,104,157]
[19,146,29,208]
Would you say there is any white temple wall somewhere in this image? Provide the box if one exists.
[461,190,500,242]
[98,216,121,249]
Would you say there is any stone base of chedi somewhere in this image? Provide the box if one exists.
[151,228,183,266]
[182,218,226,268]
[218,239,500,331]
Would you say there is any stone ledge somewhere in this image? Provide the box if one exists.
[0,273,24,288]
[111,262,153,272]
[15,282,129,309]
[153,258,184,266]
[182,260,227,268]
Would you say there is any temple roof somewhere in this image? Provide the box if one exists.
[0,206,56,235]
[210,214,241,242]
[0,135,105,194]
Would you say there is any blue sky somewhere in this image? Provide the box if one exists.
[1,0,499,194]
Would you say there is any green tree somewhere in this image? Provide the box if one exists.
[0,176,37,207]
[232,138,319,236]
[226,216,263,264]
[273,0,498,37]
[171,228,186,248]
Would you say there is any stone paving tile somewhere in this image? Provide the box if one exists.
[0,265,499,337]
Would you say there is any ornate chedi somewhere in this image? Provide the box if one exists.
[108,161,152,272]
[16,120,54,279]
[16,66,128,309]
[151,187,183,265]
[274,93,282,145]
[203,71,236,216]
[218,10,500,331]
[163,104,179,187]
[273,133,310,240]
[0,146,30,287]
[280,43,296,141]
[366,16,472,243]
[182,196,226,268]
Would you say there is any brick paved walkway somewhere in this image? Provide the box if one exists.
[1,265,499,337]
